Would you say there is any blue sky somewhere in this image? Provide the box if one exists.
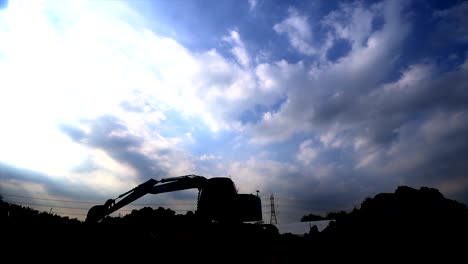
[0,0,467,223]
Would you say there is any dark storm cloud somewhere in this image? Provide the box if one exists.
[277,110,468,215]
[308,62,468,204]
[382,67,465,107]
[287,154,399,213]
[60,115,169,180]
[326,61,468,147]
[433,2,468,44]
[375,111,468,182]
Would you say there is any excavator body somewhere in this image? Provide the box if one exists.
[86,175,262,223]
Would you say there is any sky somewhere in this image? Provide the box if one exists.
[0,0,467,223]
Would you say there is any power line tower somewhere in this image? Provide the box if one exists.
[270,194,278,225]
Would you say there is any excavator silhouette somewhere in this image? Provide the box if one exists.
[86,174,262,223]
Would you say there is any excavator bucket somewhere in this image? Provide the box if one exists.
[86,205,107,223]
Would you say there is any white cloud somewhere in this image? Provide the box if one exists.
[199,154,222,161]
[228,157,299,195]
[322,2,376,49]
[248,0,257,12]
[0,1,224,195]
[185,132,195,143]
[0,0,272,168]
[2,0,468,219]
[0,0,296,211]
[383,64,433,91]
[274,8,316,55]
[251,0,410,144]
[70,150,140,195]
[223,30,251,68]
[296,139,318,165]
[319,128,343,148]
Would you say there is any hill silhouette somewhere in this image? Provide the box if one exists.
[2,186,467,262]
[321,186,467,236]
[304,186,468,260]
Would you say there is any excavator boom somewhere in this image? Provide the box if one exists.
[86,175,207,223]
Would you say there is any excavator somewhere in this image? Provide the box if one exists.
[86,174,262,223]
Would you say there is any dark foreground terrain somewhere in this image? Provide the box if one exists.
[2,186,467,262]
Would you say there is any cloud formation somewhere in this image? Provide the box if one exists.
[248,0,257,12]
[274,8,316,55]
[0,0,467,223]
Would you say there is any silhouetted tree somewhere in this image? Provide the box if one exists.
[301,213,325,222]
[326,210,347,220]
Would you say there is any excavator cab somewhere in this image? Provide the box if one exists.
[197,177,262,222]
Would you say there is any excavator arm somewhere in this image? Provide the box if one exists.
[86,175,207,223]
